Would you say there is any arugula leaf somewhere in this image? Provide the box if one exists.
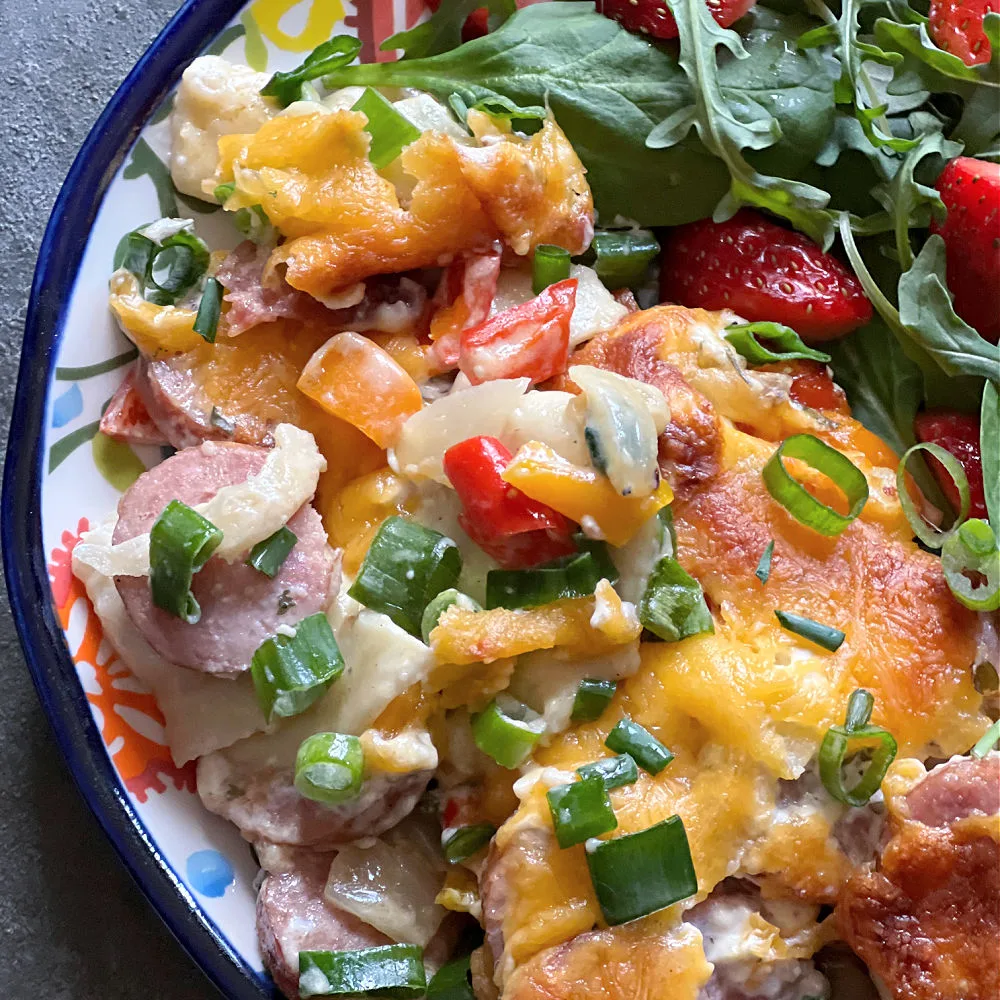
[382,0,515,60]
[324,2,835,228]
[982,381,1000,529]
[798,0,914,152]
[897,236,1000,382]
[652,0,837,246]
[260,36,361,106]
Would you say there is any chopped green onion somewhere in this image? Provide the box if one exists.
[352,87,422,170]
[113,231,155,280]
[546,774,618,849]
[471,694,545,769]
[250,613,344,722]
[591,229,660,289]
[658,505,677,554]
[774,610,845,652]
[485,551,601,610]
[349,515,462,636]
[532,244,572,294]
[421,588,481,644]
[605,718,673,775]
[586,816,697,926]
[471,95,547,122]
[897,442,971,549]
[148,500,223,623]
[148,231,210,302]
[762,434,869,536]
[193,277,222,343]
[577,753,639,791]
[209,406,235,435]
[448,93,471,129]
[213,182,235,203]
[819,689,897,806]
[427,955,475,1000]
[942,518,1000,611]
[972,719,1000,758]
[638,556,713,642]
[724,322,831,365]
[294,733,363,805]
[571,678,617,723]
[572,534,620,583]
[755,540,775,585]
[442,823,496,863]
[298,944,426,998]
[261,35,362,107]
[246,525,298,578]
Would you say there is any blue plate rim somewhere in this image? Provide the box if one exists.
[2,2,274,997]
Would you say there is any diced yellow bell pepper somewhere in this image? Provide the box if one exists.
[428,657,517,712]
[500,441,673,547]
[430,588,641,666]
[323,467,416,575]
[108,270,204,356]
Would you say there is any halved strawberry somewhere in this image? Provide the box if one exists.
[929,0,995,66]
[929,156,1000,343]
[597,0,756,39]
[914,410,987,520]
[659,210,872,342]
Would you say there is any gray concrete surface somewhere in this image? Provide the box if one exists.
[0,2,219,996]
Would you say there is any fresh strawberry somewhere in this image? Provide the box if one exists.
[929,156,1000,343]
[597,0,756,40]
[659,210,873,342]
[929,0,995,66]
[914,410,987,520]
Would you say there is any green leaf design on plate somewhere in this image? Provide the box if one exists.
[92,432,146,492]
[242,10,268,72]
[49,420,101,473]
[206,22,247,58]
[55,347,138,381]
[123,138,177,217]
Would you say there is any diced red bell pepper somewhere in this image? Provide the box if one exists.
[443,435,577,569]
[429,249,502,372]
[914,410,987,520]
[459,278,577,385]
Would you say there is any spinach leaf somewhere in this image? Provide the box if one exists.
[261,36,361,106]
[798,0,914,152]
[382,0,514,60]
[982,381,999,529]
[897,236,1000,382]
[651,0,837,245]
[324,2,834,227]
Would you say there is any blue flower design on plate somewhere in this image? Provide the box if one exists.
[51,384,83,428]
[186,849,236,898]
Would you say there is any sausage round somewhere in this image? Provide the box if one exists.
[113,440,336,677]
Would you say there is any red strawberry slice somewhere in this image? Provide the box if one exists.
[659,209,872,342]
[929,0,995,66]
[929,156,1000,344]
[596,0,756,39]
[914,410,987,520]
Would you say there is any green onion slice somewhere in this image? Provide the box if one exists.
[775,610,846,652]
[639,556,714,642]
[294,732,364,805]
[114,223,210,306]
[755,540,775,585]
[724,322,831,365]
[298,944,426,998]
[485,551,601,610]
[577,753,639,791]
[532,244,572,294]
[605,718,674,775]
[421,589,481,645]
[591,229,660,289]
[896,442,971,549]
[586,816,697,926]
[442,823,496,863]
[427,955,475,1000]
[762,434,869,536]
[250,613,345,722]
[471,694,546,769]
[246,525,297,578]
[349,515,462,637]
[193,276,222,343]
[819,689,897,807]
[261,35,362,107]
[941,518,1000,612]
[972,719,1000,759]
[471,95,547,122]
[571,678,617,723]
[148,500,223,623]
[114,231,155,281]
[352,87,422,170]
[213,182,235,203]
[546,774,618,849]
[210,406,235,435]
[573,534,620,583]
